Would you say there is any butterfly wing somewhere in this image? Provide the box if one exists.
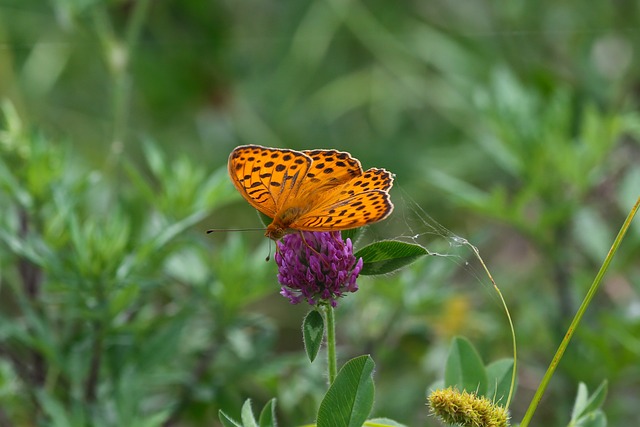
[228,145,312,218]
[289,168,394,231]
[299,149,364,191]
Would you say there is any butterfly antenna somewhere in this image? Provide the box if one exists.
[266,240,272,262]
[206,227,265,234]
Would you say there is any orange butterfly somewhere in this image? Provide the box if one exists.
[227,145,394,240]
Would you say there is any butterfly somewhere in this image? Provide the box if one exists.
[226,145,394,240]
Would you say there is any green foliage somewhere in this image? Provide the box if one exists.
[317,355,375,427]
[1,0,639,425]
[219,399,278,427]
[302,310,324,363]
[258,210,272,229]
[219,411,243,427]
[341,227,361,243]
[258,399,279,427]
[486,359,516,407]
[569,382,608,427]
[219,357,403,427]
[364,419,408,427]
[445,337,490,397]
[441,337,515,407]
[355,240,429,276]
[0,107,278,425]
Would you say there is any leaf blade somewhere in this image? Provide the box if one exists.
[485,358,515,406]
[241,399,258,427]
[219,410,242,427]
[444,337,488,396]
[258,398,278,427]
[317,355,375,427]
[303,310,324,363]
[355,240,429,276]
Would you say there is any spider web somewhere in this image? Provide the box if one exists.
[355,186,505,305]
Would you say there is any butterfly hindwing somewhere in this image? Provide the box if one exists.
[290,190,393,231]
[290,168,394,231]
[228,145,312,217]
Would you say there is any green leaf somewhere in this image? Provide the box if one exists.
[134,310,190,370]
[258,398,278,427]
[341,227,361,243]
[354,240,429,276]
[571,383,590,422]
[241,399,259,427]
[617,166,640,216]
[303,310,324,363]
[444,337,488,396]
[219,410,242,427]
[138,410,172,427]
[485,358,515,406]
[317,355,375,427]
[573,207,612,263]
[109,284,140,317]
[258,210,272,228]
[142,138,166,178]
[426,379,445,395]
[584,381,608,414]
[576,410,607,427]
[118,208,210,278]
[364,418,408,426]
[425,169,491,208]
[577,381,608,420]
[0,228,46,266]
[37,392,73,427]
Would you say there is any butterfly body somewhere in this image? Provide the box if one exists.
[228,145,394,240]
[266,207,307,240]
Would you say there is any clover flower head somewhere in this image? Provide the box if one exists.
[275,231,363,307]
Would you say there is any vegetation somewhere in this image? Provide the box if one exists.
[1,1,639,426]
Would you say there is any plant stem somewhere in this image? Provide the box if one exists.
[467,242,517,409]
[92,0,151,166]
[84,322,105,402]
[519,196,640,427]
[324,305,338,384]
[112,0,150,157]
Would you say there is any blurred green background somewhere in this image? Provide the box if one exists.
[1,0,639,426]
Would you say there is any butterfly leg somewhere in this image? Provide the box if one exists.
[298,231,332,268]
[298,231,317,253]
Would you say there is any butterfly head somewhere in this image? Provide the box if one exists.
[265,223,287,241]
[264,207,305,240]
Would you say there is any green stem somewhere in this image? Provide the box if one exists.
[113,0,150,155]
[92,0,151,165]
[467,243,517,409]
[520,196,640,427]
[324,305,338,384]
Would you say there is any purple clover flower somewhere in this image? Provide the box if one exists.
[275,231,364,307]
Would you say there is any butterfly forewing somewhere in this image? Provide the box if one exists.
[228,145,312,217]
[276,148,366,214]
[300,149,363,190]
